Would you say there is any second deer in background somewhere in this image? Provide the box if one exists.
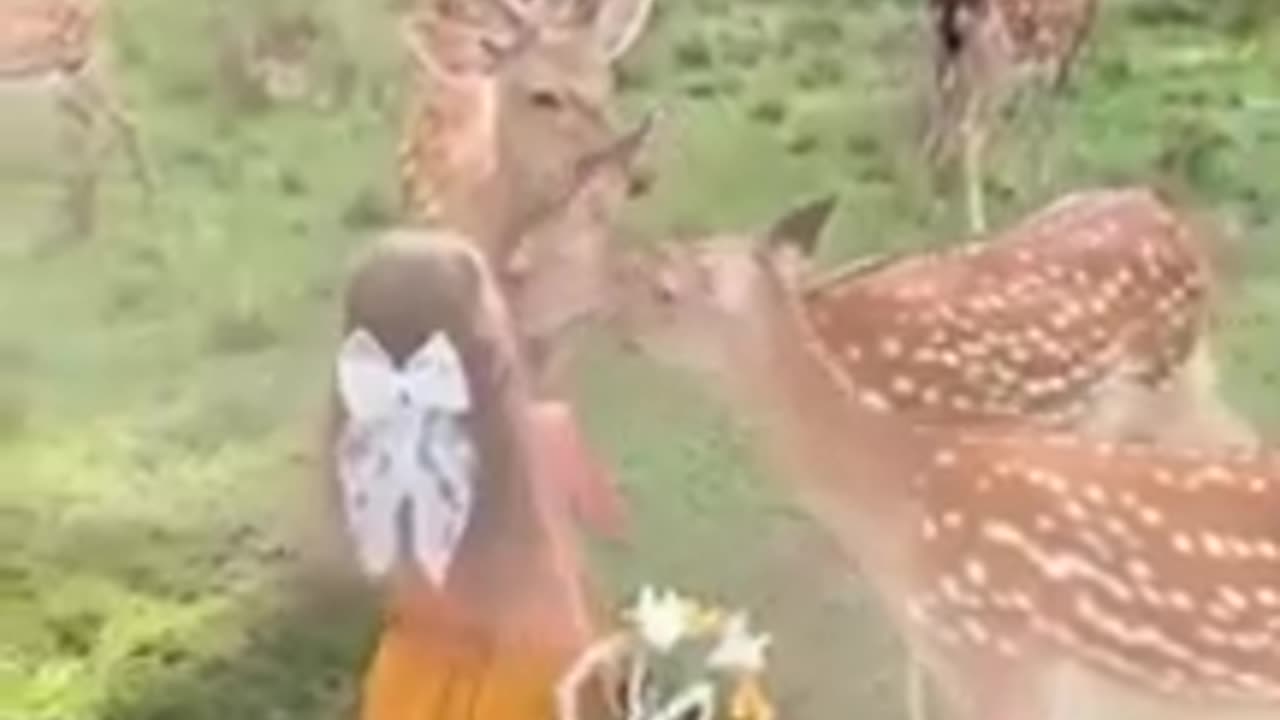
[0,0,152,241]
[924,0,1098,233]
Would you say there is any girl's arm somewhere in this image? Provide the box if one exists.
[529,401,628,541]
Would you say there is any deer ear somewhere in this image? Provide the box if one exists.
[590,109,660,172]
[564,109,661,203]
[580,0,656,61]
[762,194,838,259]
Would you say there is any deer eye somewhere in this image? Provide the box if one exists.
[528,89,564,110]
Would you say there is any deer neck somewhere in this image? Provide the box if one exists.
[727,269,934,586]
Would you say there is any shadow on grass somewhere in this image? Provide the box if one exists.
[1,480,380,720]
[96,578,379,720]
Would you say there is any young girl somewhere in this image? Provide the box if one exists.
[326,228,624,720]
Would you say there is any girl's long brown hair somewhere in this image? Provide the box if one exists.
[323,227,552,633]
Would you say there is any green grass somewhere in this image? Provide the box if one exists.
[2,0,1280,718]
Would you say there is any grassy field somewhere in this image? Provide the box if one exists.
[2,0,1279,718]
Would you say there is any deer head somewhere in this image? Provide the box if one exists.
[610,196,839,379]
[399,0,658,238]
[496,111,658,365]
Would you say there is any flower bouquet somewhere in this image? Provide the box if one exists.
[557,586,776,720]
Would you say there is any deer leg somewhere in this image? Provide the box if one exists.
[961,118,988,235]
[70,64,154,207]
[1025,83,1061,193]
[52,79,101,243]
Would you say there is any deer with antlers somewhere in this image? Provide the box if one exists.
[0,0,152,241]
[924,0,1098,232]
[396,0,658,395]
[612,195,1280,720]
[396,0,656,252]
[794,187,1254,453]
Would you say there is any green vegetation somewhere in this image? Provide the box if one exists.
[2,0,1278,718]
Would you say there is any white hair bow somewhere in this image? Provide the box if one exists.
[334,327,476,585]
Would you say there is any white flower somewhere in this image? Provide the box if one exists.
[707,612,772,673]
[626,585,692,653]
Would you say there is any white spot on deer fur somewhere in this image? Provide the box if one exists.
[1168,591,1194,612]
[1202,534,1227,558]
[1139,506,1164,527]
[1035,514,1056,533]
[939,575,963,603]
[1228,539,1254,559]
[962,618,990,645]
[860,390,891,411]
[1207,603,1235,623]
[1217,586,1250,612]
[1103,517,1132,542]
[934,450,958,467]
[981,522,1133,602]
[891,376,916,397]
[943,511,964,529]
[1126,559,1154,580]
[921,386,942,406]
[843,344,862,362]
[965,559,988,586]
[922,517,939,540]
[1172,534,1195,555]
[880,337,903,358]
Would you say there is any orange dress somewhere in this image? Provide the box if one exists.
[358,402,625,720]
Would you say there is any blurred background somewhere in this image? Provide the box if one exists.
[1,0,1278,717]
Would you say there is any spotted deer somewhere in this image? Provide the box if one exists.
[924,0,1098,232]
[396,0,657,246]
[397,0,657,392]
[0,0,151,240]
[797,187,1255,452]
[612,196,1280,720]
[798,187,1255,720]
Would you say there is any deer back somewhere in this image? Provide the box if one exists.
[0,0,99,78]
[801,188,1214,428]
